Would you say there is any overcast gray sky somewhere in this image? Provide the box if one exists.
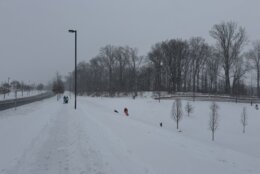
[0,0,260,84]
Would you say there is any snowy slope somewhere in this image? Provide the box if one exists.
[0,96,259,174]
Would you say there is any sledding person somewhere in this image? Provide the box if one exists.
[63,96,69,104]
[124,107,129,116]
[255,104,259,110]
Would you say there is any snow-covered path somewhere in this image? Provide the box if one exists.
[0,98,106,174]
[0,97,152,174]
[0,96,259,174]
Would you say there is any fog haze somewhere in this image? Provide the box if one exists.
[0,0,259,84]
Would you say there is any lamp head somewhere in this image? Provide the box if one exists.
[68,29,76,33]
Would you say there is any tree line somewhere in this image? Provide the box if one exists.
[65,21,260,97]
[0,80,44,99]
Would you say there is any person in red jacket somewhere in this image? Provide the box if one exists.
[124,107,129,116]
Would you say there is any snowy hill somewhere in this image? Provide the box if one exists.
[0,96,259,174]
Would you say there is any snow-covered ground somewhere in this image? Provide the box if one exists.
[0,96,259,174]
[0,90,45,101]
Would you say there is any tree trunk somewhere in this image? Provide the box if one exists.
[133,71,137,98]
[257,69,260,97]
[171,75,176,93]
[193,73,196,93]
[120,66,123,91]
[109,67,112,96]
[225,68,231,94]
[197,71,200,92]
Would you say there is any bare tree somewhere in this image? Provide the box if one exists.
[171,98,183,130]
[52,72,64,100]
[1,83,10,99]
[138,64,153,91]
[210,21,247,94]
[100,45,116,96]
[241,107,248,133]
[36,84,43,90]
[232,56,249,99]
[66,45,145,96]
[206,47,220,93]
[148,43,164,92]
[185,102,193,117]
[114,46,129,92]
[89,56,106,93]
[10,80,21,91]
[189,37,209,94]
[162,39,189,92]
[246,41,260,97]
[209,102,219,141]
[128,47,143,98]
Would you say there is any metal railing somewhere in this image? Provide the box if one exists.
[155,94,260,103]
[0,92,54,111]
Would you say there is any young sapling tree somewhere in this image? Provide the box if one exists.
[241,107,248,133]
[185,102,193,117]
[171,98,183,130]
[209,102,219,141]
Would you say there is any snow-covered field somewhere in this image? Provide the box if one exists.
[0,96,259,174]
[0,90,45,101]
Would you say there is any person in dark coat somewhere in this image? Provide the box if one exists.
[124,107,129,116]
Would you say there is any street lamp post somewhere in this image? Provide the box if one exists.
[158,61,163,103]
[7,77,10,96]
[68,29,77,110]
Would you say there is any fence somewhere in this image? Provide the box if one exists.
[155,94,260,104]
[0,92,54,111]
